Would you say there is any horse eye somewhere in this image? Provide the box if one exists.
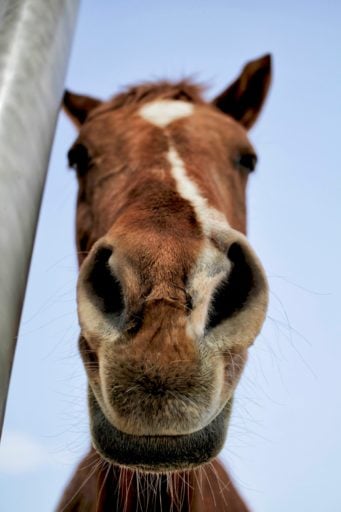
[236,153,257,173]
[68,144,91,175]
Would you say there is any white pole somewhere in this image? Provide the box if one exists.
[0,0,79,437]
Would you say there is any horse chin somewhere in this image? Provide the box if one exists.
[88,387,232,473]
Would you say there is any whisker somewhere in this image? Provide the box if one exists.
[59,458,102,512]
[96,461,112,509]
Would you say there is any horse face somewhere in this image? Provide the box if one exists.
[64,55,271,471]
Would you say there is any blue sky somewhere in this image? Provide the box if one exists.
[1,1,341,511]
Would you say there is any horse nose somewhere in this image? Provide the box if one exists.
[78,231,268,349]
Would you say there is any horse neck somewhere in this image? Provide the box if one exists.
[96,465,195,512]
[57,448,250,511]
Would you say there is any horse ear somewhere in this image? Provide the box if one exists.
[213,54,272,129]
[63,90,102,127]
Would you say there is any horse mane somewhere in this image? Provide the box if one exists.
[111,79,206,107]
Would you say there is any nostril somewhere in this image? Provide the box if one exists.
[227,242,255,309]
[206,242,255,330]
[85,246,124,316]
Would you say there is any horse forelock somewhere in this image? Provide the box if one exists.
[87,80,206,120]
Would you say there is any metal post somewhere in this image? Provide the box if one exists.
[0,0,79,437]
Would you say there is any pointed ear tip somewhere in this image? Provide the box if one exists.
[244,54,272,77]
[259,53,272,70]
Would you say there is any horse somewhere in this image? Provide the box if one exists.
[57,54,271,511]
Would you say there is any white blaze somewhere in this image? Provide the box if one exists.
[140,101,232,345]
[139,100,193,127]
[167,146,229,236]
[139,100,229,235]
[166,146,232,344]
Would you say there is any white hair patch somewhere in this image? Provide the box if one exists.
[139,100,194,127]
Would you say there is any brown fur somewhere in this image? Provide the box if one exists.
[57,55,272,511]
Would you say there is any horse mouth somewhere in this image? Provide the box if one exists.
[88,388,232,472]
